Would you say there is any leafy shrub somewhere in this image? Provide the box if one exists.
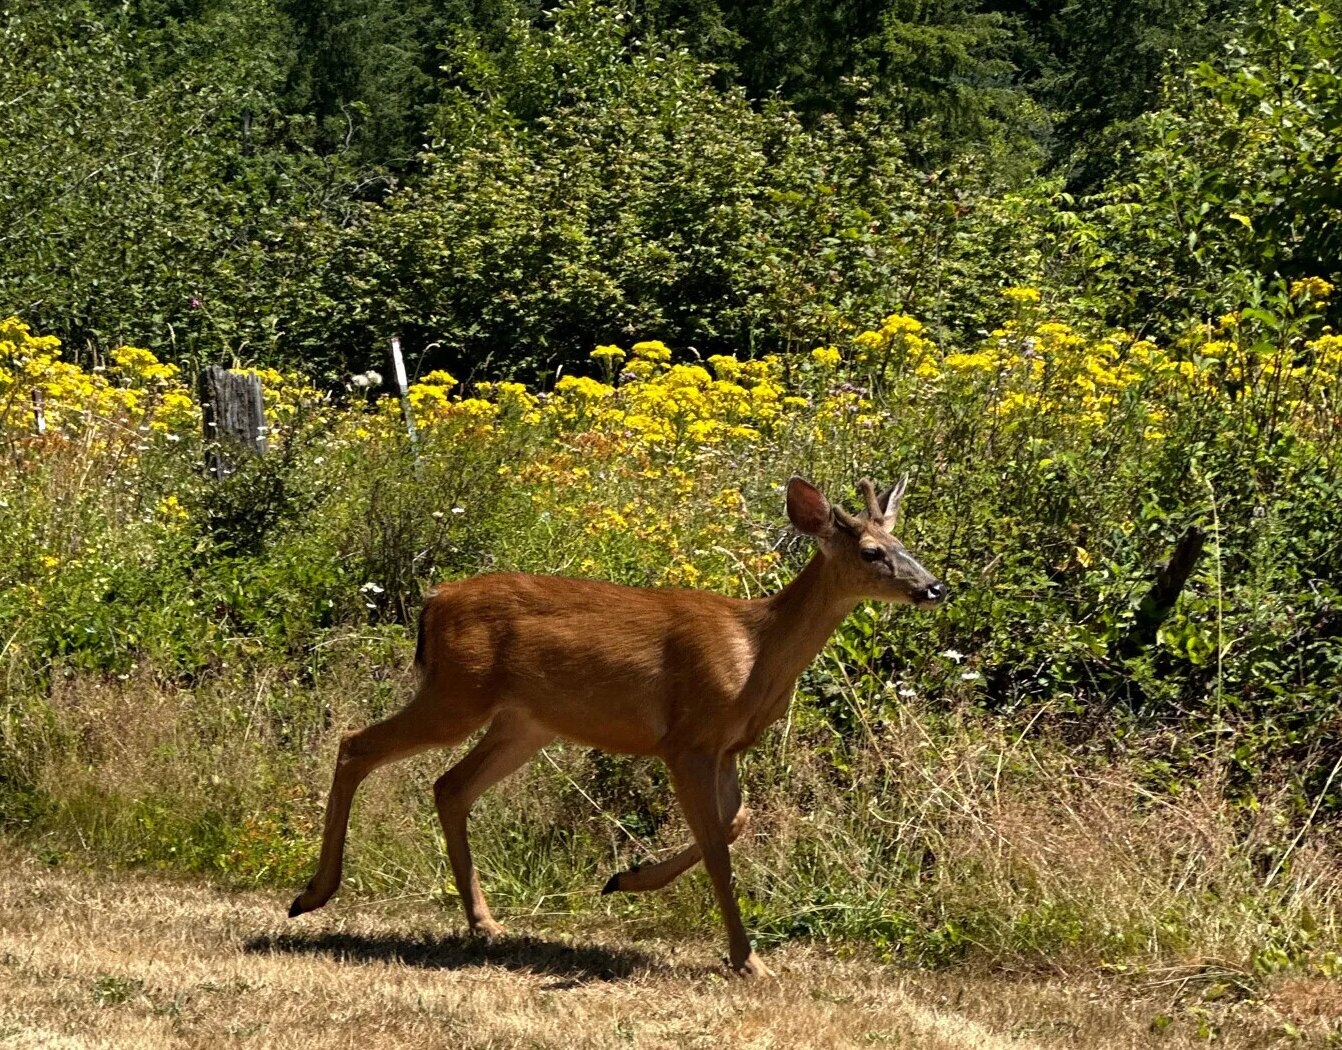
[1066,2,1342,333]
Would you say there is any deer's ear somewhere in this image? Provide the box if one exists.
[786,476,833,537]
[877,475,909,525]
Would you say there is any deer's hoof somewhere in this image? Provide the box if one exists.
[732,951,773,979]
[287,894,311,918]
[600,873,621,896]
[471,919,506,940]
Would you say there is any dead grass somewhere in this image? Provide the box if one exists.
[16,664,1342,980]
[1,841,1339,1049]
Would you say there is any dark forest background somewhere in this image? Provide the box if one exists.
[5,0,1340,380]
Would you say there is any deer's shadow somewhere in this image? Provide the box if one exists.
[243,928,668,985]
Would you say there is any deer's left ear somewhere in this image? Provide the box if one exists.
[785,476,834,537]
[877,475,908,525]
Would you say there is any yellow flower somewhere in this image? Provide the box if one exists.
[943,352,997,373]
[111,345,179,384]
[661,561,702,587]
[554,375,615,400]
[1002,286,1041,304]
[1290,277,1334,303]
[631,340,672,363]
[686,419,722,443]
[157,495,190,522]
[707,355,742,381]
[811,345,841,368]
[591,344,626,363]
[451,398,499,424]
[879,313,924,336]
[421,369,458,388]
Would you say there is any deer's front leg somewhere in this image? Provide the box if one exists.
[602,757,748,894]
[668,752,770,978]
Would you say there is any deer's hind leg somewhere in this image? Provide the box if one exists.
[289,686,491,918]
[432,709,553,938]
[601,757,747,895]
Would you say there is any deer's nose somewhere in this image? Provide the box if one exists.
[922,582,947,604]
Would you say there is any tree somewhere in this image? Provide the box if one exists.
[1067,2,1342,330]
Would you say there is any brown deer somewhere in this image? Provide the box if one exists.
[289,476,946,977]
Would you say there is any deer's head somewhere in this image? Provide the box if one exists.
[786,476,946,608]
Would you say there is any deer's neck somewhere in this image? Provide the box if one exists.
[750,551,858,690]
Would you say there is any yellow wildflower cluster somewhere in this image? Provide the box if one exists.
[1172,293,1342,428]
[235,366,325,424]
[1291,277,1334,304]
[1002,285,1042,305]
[914,284,1341,437]
[0,318,199,436]
[0,319,347,449]
[1305,333,1342,387]
[811,345,841,368]
[850,313,939,379]
[936,316,1183,432]
[399,343,814,450]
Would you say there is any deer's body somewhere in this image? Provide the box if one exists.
[289,478,945,976]
[416,560,853,759]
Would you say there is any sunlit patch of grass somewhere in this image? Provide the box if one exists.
[2,842,1339,1049]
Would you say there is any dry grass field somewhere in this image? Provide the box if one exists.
[1,842,1339,1049]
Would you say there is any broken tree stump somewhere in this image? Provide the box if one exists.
[198,366,267,479]
[1116,524,1208,660]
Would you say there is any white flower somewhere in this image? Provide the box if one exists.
[940,648,965,663]
[359,582,385,594]
[961,671,981,681]
[451,506,466,515]
[431,511,445,521]
[897,686,917,698]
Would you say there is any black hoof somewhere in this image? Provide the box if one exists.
[600,873,621,896]
[288,895,308,918]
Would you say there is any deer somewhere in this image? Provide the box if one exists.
[288,476,947,977]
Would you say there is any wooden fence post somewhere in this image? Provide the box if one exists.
[390,335,422,467]
[198,366,267,479]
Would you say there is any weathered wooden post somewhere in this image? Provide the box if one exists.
[198,365,267,479]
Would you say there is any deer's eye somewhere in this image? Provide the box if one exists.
[860,547,884,563]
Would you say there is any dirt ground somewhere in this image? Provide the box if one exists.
[1,842,1338,1049]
